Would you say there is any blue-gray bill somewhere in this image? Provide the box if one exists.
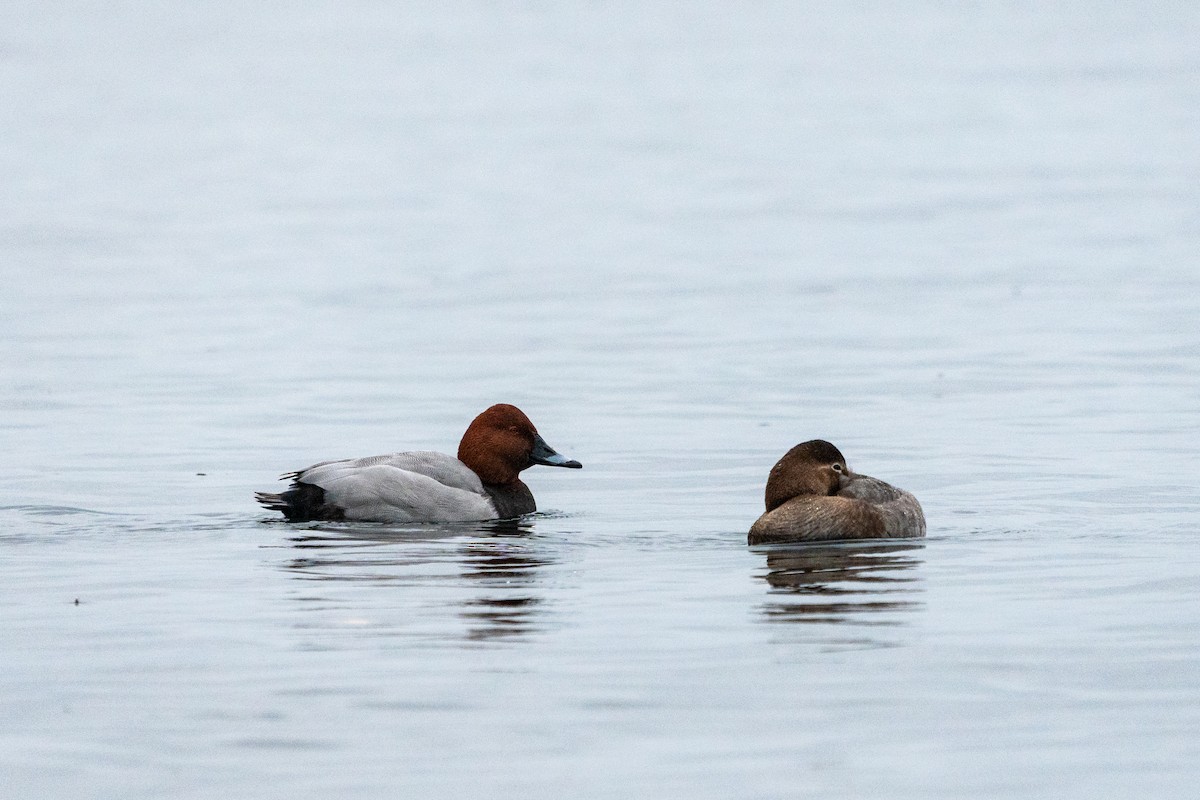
[531,433,582,469]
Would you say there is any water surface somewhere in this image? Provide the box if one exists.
[3,3,1199,798]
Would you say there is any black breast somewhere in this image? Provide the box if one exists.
[484,481,536,519]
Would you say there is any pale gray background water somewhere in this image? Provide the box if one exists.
[3,2,1198,798]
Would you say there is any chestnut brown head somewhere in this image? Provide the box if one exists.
[457,404,581,486]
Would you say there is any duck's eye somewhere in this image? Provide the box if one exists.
[832,463,844,473]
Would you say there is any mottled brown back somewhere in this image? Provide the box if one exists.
[749,495,888,544]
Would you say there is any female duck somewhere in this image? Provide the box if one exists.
[748,440,925,544]
[255,404,581,523]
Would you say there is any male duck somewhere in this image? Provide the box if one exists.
[255,404,581,523]
[748,440,925,544]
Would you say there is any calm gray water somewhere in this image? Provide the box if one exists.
[3,3,1199,798]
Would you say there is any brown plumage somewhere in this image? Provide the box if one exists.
[748,440,925,544]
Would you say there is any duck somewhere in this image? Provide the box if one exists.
[255,404,582,523]
[748,440,925,544]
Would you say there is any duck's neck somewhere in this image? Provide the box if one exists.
[483,479,536,519]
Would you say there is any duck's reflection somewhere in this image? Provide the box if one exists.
[277,518,553,644]
[756,542,925,634]
[455,531,548,642]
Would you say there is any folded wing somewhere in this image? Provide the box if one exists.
[293,451,495,523]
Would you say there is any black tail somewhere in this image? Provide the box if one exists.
[255,482,345,522]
